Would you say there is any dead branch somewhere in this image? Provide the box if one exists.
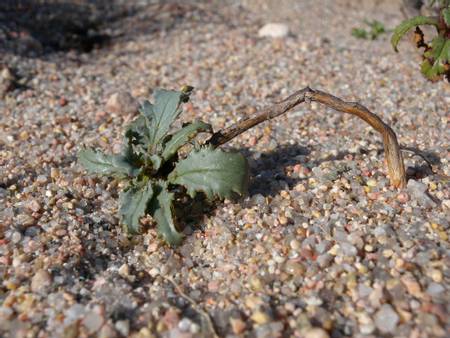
[206,87,407,188]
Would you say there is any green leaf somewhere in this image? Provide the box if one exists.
[421,36,450,80]
[148,154,162,171]
[351,28,368,40]
[168,147,249,199]
[119,181,154,234]
[140,89,187,147]
[161,121,212,162]
[442,8,450,26]
[149,182,183,245]
[78,148,139,177]
[391,16,439,52]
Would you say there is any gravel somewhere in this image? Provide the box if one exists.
[1,0,449,337]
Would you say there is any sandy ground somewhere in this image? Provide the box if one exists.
[0,1,449,337]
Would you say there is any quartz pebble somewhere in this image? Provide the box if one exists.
[258,23,290,38]
[374,304,399,334]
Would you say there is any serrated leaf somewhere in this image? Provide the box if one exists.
[168,147,249,199]
[421,36,450,80]
[391,16,439,52]
[78,148,139,177]
[119,182,154,234]
[149,182,183,245]
[140,89,186,147]
[161,121,212,162]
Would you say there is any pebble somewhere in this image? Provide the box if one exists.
[105,91,139,115]
[258,23,290,38]
[374,304,399,334]
[230,318,246,334]
[82,311,104,334]
[31,269,52,294]
[115,320,130,337]
[303,327,330,338]
[251,310,271,325]
[407,180,437,208]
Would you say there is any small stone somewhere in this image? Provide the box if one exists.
[115,320,130,337]
[230,318,246,334]
[284,260,305,275]
[407,180,437,208]
[17,213,35,227]
[31,269,52,293]
[11,231,22,244]
[98,323,117,338]
[426,283,444,295]
[402,275,422,296]
[289,239,301,250]
[26,199,41,213]
[105,92,139,115]
[178,318,192,332]
[374,304,399,334]
[251,310,271,325]
[250,275,264,291]
[366,179,377,187]
[82,311,104,334]
[50,168,60,179]
[397,192,409,203]
[428,269,443,283]
[258,23,290,38]
[118,264,129,278]
[304,327,330,338]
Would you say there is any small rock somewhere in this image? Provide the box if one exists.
[407,180,437,208]
[105,91,139,115]
[426,282,444,296]
[98,323,118,338]
[258,23,290,38]
[230,317,246,334]
[118,264,129,278]
[251,310,271,325]
[0,66,15,98]
[115,320,130,337]
[31,269,52,293]
[374,304,399,334]
[304,327,330,338]
[26,199,41,213]
[178,318,192,332]
[16,213,35,227]
[82,311,104,334]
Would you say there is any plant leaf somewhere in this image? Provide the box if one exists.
[391,16,439,52]
[168,147,249,199]
[149,182,183,245]
[443,8,450,26]
[421,36,450,80]
[161,121,212,162]
[119,181,153,234]
[140,89,187,147]
[78,148,139,177]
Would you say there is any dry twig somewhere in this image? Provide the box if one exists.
[206,87,407,188]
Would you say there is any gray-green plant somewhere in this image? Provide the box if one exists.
[352,20,387,40]
[78,87,248,245]
[392,0,450,81]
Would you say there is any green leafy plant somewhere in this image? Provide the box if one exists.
[79,86,409,246]
[352,20,387,40]
[391,0,450,81]
[78,87,249,245]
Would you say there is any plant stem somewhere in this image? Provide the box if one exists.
[206,87,407,188]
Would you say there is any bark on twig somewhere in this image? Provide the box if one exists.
[206,87,407,188]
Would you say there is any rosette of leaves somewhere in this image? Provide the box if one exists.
[391,0,450,81]
[78,87,249,245]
